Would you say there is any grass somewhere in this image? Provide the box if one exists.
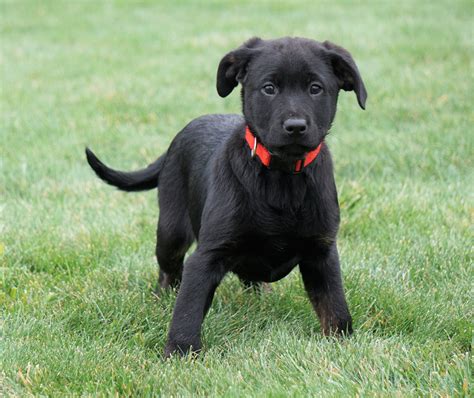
[1,0,472,396]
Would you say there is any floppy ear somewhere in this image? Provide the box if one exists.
[216,37,262,97]
[323,41,367,109]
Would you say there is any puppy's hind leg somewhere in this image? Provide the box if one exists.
[154,210,194,294]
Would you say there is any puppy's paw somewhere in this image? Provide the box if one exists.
[164,339,201,359]
[322,316,353,337]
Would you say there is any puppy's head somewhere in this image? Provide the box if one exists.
[217,37,367,159]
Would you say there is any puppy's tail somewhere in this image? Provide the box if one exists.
[85,148,165,191]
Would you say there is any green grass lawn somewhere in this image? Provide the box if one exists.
[1,0,472,396]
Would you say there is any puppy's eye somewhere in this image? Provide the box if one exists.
[262,84,277,96]
[309,83,323,96]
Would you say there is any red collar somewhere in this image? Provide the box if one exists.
[245,126,323,173]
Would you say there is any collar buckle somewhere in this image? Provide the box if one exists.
[250,136,257,158]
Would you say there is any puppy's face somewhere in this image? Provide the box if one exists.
[217,37,367,159]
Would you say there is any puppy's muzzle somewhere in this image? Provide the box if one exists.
[283,118,307,137]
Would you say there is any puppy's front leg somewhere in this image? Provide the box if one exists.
[300,244,353,336]
[164,250,224,357]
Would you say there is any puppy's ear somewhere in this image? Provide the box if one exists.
[323,41,367,109]
[216,37,262,97]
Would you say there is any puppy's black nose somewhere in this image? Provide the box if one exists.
[283,118,307,136]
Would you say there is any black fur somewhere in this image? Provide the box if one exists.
[86,148,165,191]
[85,37,367,357]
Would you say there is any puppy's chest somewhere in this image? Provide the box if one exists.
[252,201,328,237]
[229,234,301,282]
[224,204,334,282]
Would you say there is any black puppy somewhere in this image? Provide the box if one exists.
[86,37,367,357]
